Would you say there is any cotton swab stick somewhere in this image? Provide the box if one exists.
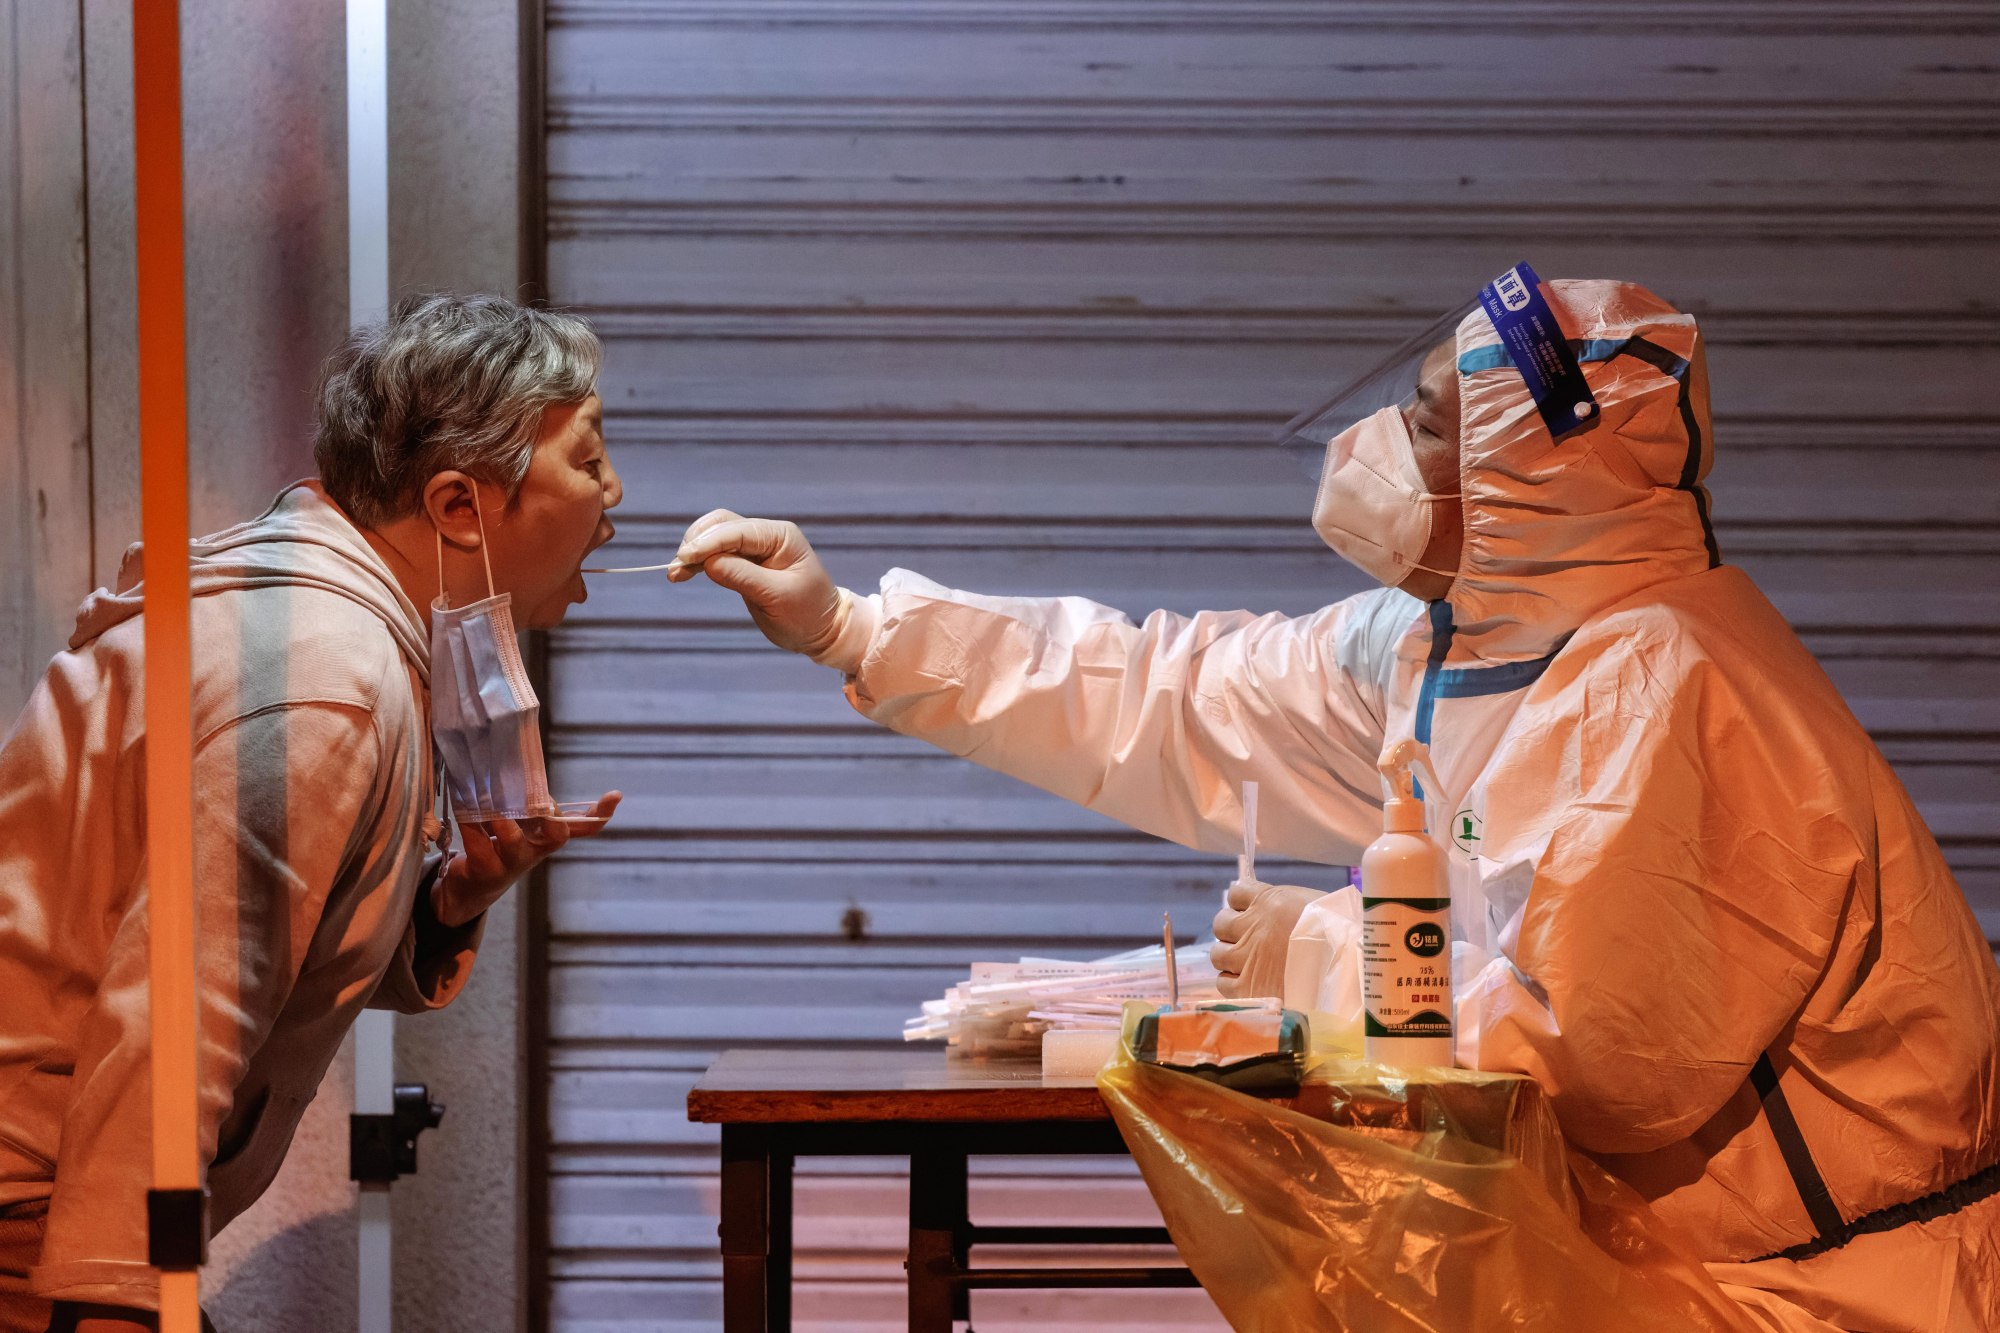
[581,562,679,574]
[1237,779,1260,887]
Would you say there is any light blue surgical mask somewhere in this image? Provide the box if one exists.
[429,481,554,823]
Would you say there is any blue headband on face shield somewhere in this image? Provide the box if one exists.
[1278,262,1602,481]
[1475,262,1599,440]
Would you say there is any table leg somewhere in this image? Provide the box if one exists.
[769,1151,794,1330]
[950,1162,971,1325]
[908,1147,968,1333]
[720,1126,772,1333]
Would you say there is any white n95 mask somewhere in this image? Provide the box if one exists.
[430,483,556,823]
[1311,406,1459,589]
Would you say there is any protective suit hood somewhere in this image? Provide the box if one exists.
[1443,278,1717,663]
[68,480,430,686]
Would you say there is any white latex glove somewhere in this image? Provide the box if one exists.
[1211,880,1325,1000]
[668,510,848,658]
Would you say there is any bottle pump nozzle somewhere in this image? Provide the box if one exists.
[1378,738,1444,834]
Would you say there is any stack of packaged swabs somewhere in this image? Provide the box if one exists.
[904,944,1223,1060]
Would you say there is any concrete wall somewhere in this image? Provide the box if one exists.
[1,0,93,719]
[383,9,532,1332]
[6,2,532,1329]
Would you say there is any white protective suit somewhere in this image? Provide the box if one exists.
[829,282,2000,1330]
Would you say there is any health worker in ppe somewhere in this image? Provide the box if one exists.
[676,274,2000,1331]
[0,293,622,1333]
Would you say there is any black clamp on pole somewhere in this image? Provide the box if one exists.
[349,1083,446,1184]
[147,1186,211,1270]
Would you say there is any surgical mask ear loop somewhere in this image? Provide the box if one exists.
[434,523,448,610]
[1395,423,1463,585]
[469,477,497,602]
[432,477,501,608]
[1392,416,1462,506]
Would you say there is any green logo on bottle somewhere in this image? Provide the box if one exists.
[1404,923,1445,957]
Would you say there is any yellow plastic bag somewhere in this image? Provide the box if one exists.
[1099,1006,1766,1332]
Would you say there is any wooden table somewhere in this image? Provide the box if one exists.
[686,1046,1199,1332]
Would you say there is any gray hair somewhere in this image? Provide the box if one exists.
[314,292,601,527]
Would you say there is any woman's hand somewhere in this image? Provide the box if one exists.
[432,791,622,928]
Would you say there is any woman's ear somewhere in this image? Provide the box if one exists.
[422,471,486,550]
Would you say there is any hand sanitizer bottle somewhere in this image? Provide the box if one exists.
[1361,738,1455,1069]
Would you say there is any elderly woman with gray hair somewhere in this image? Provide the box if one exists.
[0,293,622,1333]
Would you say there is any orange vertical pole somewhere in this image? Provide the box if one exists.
[132,2,205,1329]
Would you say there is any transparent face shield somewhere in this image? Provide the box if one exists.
[1276,297,1476,484]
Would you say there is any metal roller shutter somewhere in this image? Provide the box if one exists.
[539,2,2000,1325]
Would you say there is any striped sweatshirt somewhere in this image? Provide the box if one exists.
[0,482,480,1309]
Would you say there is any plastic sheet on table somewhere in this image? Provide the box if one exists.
[1097,1003,1772,1333]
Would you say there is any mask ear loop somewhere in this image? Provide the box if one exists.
[433,476,500,608]
[428,497,455,840]
[1392,404,1465,585]
[469,477,497,601]
[1393,404,1462,502]
[434,524,449,610]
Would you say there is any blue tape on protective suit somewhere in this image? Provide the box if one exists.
[1477,262,1600,440]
